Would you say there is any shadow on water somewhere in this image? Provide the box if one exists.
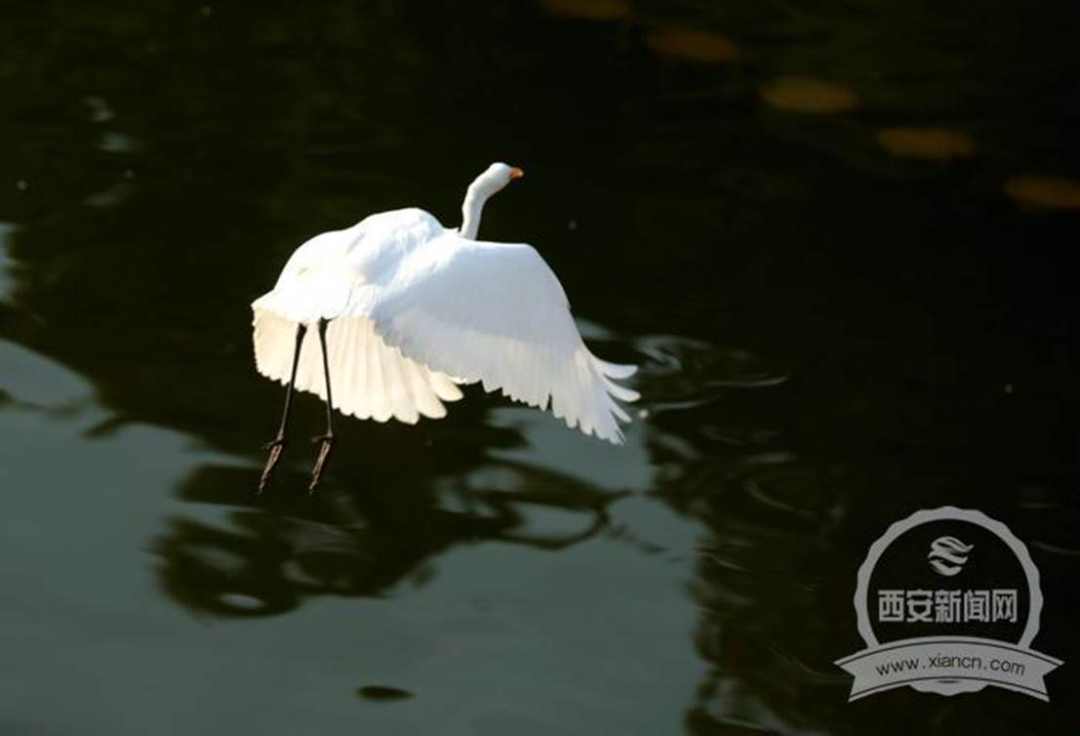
[2,0,1080,734]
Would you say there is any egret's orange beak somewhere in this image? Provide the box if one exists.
[509,167,525,180]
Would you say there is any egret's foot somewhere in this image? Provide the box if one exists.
[258,437,286,494]
[308,433,335,493]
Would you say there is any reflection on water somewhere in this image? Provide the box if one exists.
[877,128,976,161]
[0,222,15,305]
[646,26,739,64]
[155,455,627,617]
[0,337,94,410]
[760,77,859,115]
[540,0,631,22]
[1004,176,1080,210]
[636,336,787,415]
[2,0,1079,733]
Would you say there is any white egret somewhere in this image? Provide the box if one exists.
[252,162,639,492]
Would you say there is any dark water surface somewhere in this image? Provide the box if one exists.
[1,1,1078,733]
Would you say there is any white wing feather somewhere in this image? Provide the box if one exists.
[253,307,463,423]
[252,212,638,443]
[348,232,639,443]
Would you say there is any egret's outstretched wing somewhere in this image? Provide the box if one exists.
[253,308,463,423]
[251,211,471,424]
[351,233,639,443]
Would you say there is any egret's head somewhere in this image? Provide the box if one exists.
[470,162,525,196]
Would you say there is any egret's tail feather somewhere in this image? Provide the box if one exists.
[252,309,463,424]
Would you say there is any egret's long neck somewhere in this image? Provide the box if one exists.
[460,182,491,240]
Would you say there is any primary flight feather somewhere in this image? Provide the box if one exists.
[252,162,639,492]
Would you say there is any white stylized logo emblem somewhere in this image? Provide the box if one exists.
[928,536,973,576]
[836,507,1063,702]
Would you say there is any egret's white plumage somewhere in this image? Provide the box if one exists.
[252,163,638,443]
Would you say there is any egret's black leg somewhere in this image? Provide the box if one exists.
[309,318,335,492]
[258,322,307,493]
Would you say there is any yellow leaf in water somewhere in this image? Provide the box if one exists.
[646,26,738,63]
[877,128,976,160]
[760,77,858,114]
[540,0,631,21]
[1004,176,1080,210]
